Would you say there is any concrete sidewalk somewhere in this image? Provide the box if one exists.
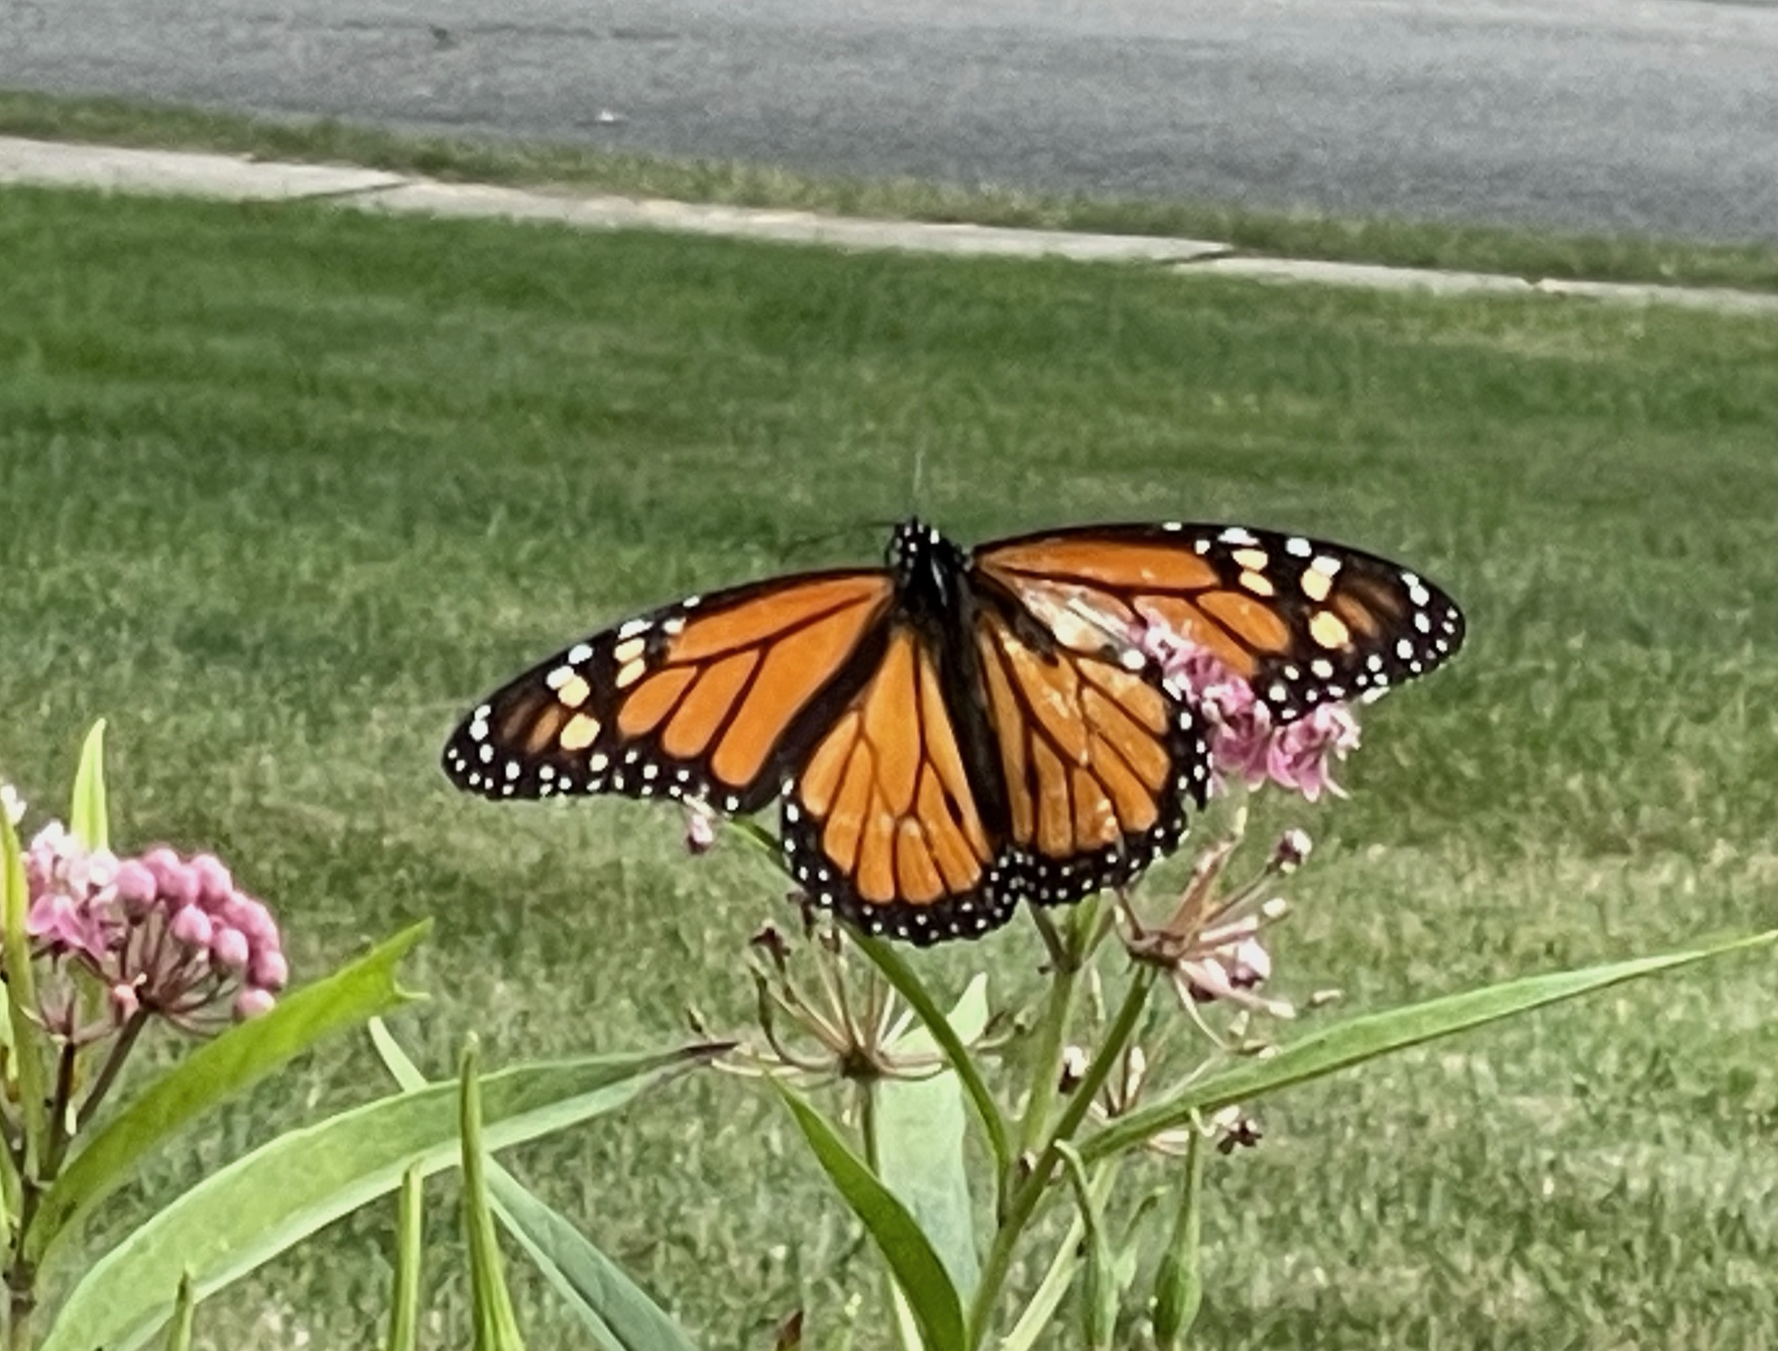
[4,135,1776,317]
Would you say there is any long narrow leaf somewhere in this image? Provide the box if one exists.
[875,976,987,1303]
[41,1044,723,1351]
[770,1080,965,1351]
[1084,930,1777,1162]
[68,718,108,850]
[996,1162,1120,1351]
[462,1042,528,1350]
[385,1168,424,1351]
[371,1020,704,1351]
[1,812,48,1181]
[161,1270,195,1351]
[492,1177,695,1351]
[32,922,433,1271]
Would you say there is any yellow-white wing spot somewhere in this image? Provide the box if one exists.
[1300,568,1333,602]
[555,674,591,708]
[1309,609,1351,649]
[615,658,647,689]
[1231,547,1269,572]
[1238,569,1275,597]
[612,637,646,665]
[560,713,601,751]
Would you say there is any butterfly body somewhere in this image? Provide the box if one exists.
[444,517,1464,945]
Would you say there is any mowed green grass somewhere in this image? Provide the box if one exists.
[1,184,1776,1348]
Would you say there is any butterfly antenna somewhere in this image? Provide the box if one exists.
[779,522,885,563]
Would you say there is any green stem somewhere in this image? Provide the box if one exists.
[1013,901,1103,1167]
[1045,966,1156,1166]
[968,966,1157,1348]
[997,1159,1124,1351]
[35,1046,77,1186]
[7,1285,32,1351]
[71,1010,149,1135]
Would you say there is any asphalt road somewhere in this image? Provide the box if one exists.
[3,0,1775,242]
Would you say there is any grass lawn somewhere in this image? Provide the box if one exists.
[4,86,1778,296]
[1,181,1776,1348]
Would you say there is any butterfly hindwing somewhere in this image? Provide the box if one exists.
[971,603,1208,912]
[780,624,1015,944]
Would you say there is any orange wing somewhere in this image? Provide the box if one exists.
[779,626,1010,943]
[777,605,1209,943]
[976,522,1465,720]
[971,602,1207,909]
[443,571,894,815]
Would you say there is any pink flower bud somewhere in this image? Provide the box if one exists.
[210,925,250,971]
[113,859,158,916]
[224,895,278,948]
[1226,937,1272,989]
[169,904,214,949]
[151,857,200,908]
[233,988,275,1020]
[191,854,234,910]
[111,982,141,1020]
[249,948,289,992]
[683,803,717,855]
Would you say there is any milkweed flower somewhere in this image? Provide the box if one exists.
[21,824,286,1038]
[1131,623,1362,800]
[1122,824,1301,1023]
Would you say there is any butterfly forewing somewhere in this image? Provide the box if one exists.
[975,522,1465,718]
[443,571,894,814]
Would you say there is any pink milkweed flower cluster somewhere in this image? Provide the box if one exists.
[1132,622,1361,801]
[25,821,287,1037]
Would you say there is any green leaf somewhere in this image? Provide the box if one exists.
[855,933,1011,1177]
[161,1270,195,1351]
[462,1040,528,1351]
[371,1020,704,1351]
[997,1161,1121,1351]
[1054,1145,1115,1351]
[770,1080,965,1351]
[40,1044,722,1351]
[875,975,987,1304]
[384,1167,424,1351]
[68,718,108,851]
[491,1173,701,1351]
[32,922,433,1272]
[1084,930,1778,1163]
[1,809,48,1182]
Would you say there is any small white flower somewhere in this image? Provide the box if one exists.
[0,783,23,827]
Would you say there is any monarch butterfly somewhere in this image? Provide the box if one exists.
[442,519,1464,945]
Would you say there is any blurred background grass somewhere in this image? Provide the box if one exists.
[0,183,1774,1348]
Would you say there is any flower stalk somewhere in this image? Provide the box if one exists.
[0,756,288,1348]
